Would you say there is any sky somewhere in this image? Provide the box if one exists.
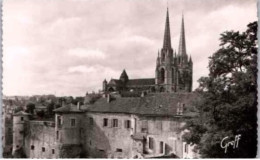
[3,0,257,97]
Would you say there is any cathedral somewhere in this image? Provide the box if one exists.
[103,8,193,93]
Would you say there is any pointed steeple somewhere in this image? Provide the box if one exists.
[178,14,187,57]
[120,69,129,83]
[189,55,193,64]
[163,7,172,49]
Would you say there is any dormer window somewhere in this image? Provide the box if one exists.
[177,103,184,115]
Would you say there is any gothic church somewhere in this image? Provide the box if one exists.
[103,8,193,93]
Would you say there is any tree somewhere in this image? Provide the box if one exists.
[47,102,55,117]
[183,21,257,158]
[25,102,35,114]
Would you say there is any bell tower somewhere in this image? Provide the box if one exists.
[155,8,174,92]
[155,9,193,92]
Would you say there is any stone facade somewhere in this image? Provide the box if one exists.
[24,121,56,158]
[84,113,187,158]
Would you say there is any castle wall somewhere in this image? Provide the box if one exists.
[85,112,188,158]
[24,121,56,158]
[85,112,136,158]
[55,113,85,158]
[136,116,185,158]
[55,113,84,145]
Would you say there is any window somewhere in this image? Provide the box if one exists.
[52,149,55,154]
[71,118,76,127]
[31,145,35,150]
[42,147,45,152]
[57,116,62,127]
[160,141,164,154]
[141,120,148,133]
[177,103,184,115]
[116,148,123,152]
[148,137,154,149]
[103,118,108,127]
[56,131,59,140]
[80,128,84,138]
[89,117,94,125]
[112,119,118,127]
[185,144,188,153]
[21,117,24,121]
[125,120,131,129]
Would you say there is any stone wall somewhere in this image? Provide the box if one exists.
[136,116,185,158]
[85,112,136,158]
[24,121,56,158]
[55,113,84,145]
[85,112,188,158]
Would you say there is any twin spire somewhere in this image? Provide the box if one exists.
[163,8,172,49]
[178,14,187,57]
[162,8,188,58]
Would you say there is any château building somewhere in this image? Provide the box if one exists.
[10,8,199,159]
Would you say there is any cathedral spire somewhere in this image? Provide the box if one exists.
[163,7,172,49]
[178,14,187,57]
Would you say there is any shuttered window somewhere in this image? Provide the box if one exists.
[112,119,118,127]
[148,137,154,149]
[125,120,131,129]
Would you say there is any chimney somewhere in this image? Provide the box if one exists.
[107,94,111,103]
[77,102,80,110]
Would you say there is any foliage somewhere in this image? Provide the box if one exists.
[25,102,35,114]
[183,21,257,158]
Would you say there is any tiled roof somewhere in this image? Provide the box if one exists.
[86,93,197,117]
[108,79,122,86]
[13,111,31,116]
[54,104,84,113]
[126,78,155,86]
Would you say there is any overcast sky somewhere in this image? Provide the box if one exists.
[3,0,257,97]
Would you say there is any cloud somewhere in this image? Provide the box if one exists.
[68,65,95,73]
[3,0,257,96]
[67,48,107,59]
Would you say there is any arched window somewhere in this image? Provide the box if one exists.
[172,68,175,83]
[160,68,165,83]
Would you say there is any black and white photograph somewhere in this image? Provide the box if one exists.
[2,0,258,158]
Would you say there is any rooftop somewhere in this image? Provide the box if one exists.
[86,92,198,117]
[54,103,85,113]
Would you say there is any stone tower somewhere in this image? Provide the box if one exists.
[155,9,192,92]
[54,103,85,158]
[103,79,107,92]
[12,111,30,157]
